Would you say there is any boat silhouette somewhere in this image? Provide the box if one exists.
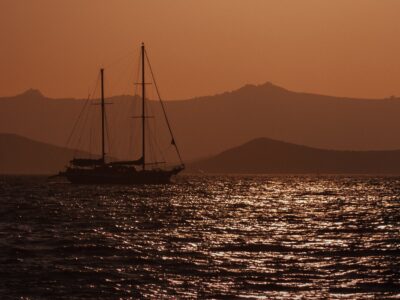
[59,43,184,184]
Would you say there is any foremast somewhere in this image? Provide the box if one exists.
[100,68,106,163]
[141,43,146,170]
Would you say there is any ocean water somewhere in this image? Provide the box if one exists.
[0,175,399,299]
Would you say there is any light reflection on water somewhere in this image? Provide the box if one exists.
[0,175,399,299]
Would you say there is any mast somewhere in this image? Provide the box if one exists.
[100,68,105,162]
[144,48,185,168]
[141,43,146,170]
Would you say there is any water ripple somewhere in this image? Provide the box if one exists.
[0,175,399,299]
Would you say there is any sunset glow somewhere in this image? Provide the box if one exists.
[1,0,400,99]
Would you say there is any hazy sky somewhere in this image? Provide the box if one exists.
[1,0,399,99]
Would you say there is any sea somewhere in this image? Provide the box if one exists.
[0,175,399,299]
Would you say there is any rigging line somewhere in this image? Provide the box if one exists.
[90,108,101,158]
[127,50,140,160]
[65,94,90,147]
[146,96,165,163]
[132,50,141,119]
[110,114,123,159]
[104,110,112,159]
[148,132,156,167]
[109,55,137,157]
[87,105,95,155]
[70,73,101,155]
[161,144,173,157]
[148,123,165,166]
[130,121,140,159]
[66,94,91,149]
[101,73,119,159]
[77,75,101,154]
[118,55,137,96]
[145,91,154,158]
[89,126,93,158]
[127,49,142,159]
[134,50,141,96]
[144,48,184,165]
[105,55,135,99]
[66,73,100,149]
[146,112,157,163]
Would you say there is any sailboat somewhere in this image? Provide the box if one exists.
[59,43,184,184]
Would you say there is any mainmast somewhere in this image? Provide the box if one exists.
[100,68,106,162]
[141,43,146,170]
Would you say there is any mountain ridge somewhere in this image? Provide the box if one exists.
[3,134,400,174]
[0,133,89,174]
[2,82,400,161]
[6,81,398,102]
[189,137,400,174]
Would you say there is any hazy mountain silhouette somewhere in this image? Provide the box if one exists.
[0,134,89,174]
[2,83,400,160]
[3,134,400,174]
[189,137,400,174]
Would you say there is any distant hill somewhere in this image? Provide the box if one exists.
[189,138,400,174]
[0,134,89,174]
[3,134,400,175]
[2,83,400,160]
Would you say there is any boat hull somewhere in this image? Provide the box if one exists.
[62,166,183,184]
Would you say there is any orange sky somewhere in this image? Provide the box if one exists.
[1,0,400,100]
